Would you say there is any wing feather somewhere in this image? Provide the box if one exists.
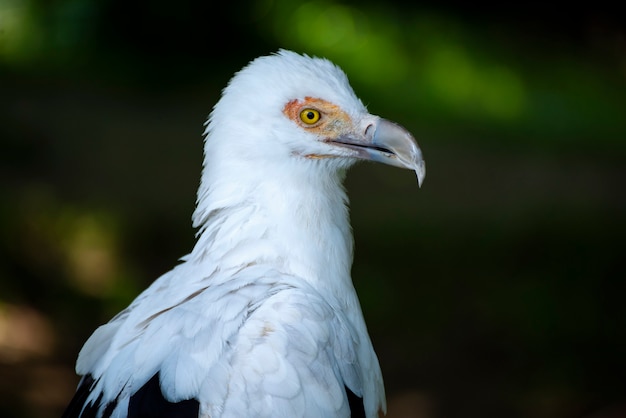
[64,265,376,418]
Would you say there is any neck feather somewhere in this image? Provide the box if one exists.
[189,157,354,296]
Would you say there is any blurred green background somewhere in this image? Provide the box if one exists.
[1,1,624,417]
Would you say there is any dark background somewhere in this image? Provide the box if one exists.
[1,1,625,417]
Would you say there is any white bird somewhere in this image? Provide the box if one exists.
[62,50,425,418]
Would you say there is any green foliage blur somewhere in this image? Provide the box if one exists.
[1,1,624,417]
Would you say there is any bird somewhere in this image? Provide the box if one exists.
[62,50,425,418]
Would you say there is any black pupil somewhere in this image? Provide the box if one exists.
[306,111,315,120]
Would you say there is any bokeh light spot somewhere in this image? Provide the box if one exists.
[62,213,120,297]
[425,44,475,106]
[275,1,408,84]
[478,65,526,120]
[0,0,42,62]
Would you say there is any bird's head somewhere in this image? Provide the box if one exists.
[203,50,425,186]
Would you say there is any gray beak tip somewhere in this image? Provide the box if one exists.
[415,160,426,187]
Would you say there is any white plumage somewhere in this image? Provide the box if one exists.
[63,50,425,418]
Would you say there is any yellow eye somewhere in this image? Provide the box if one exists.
[299,108,321,125]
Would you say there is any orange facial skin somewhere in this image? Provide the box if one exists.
[283,97,354,138]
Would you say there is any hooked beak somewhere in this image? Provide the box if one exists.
[329,117,426,186]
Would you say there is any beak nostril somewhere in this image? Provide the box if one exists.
[364,124,375,138]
